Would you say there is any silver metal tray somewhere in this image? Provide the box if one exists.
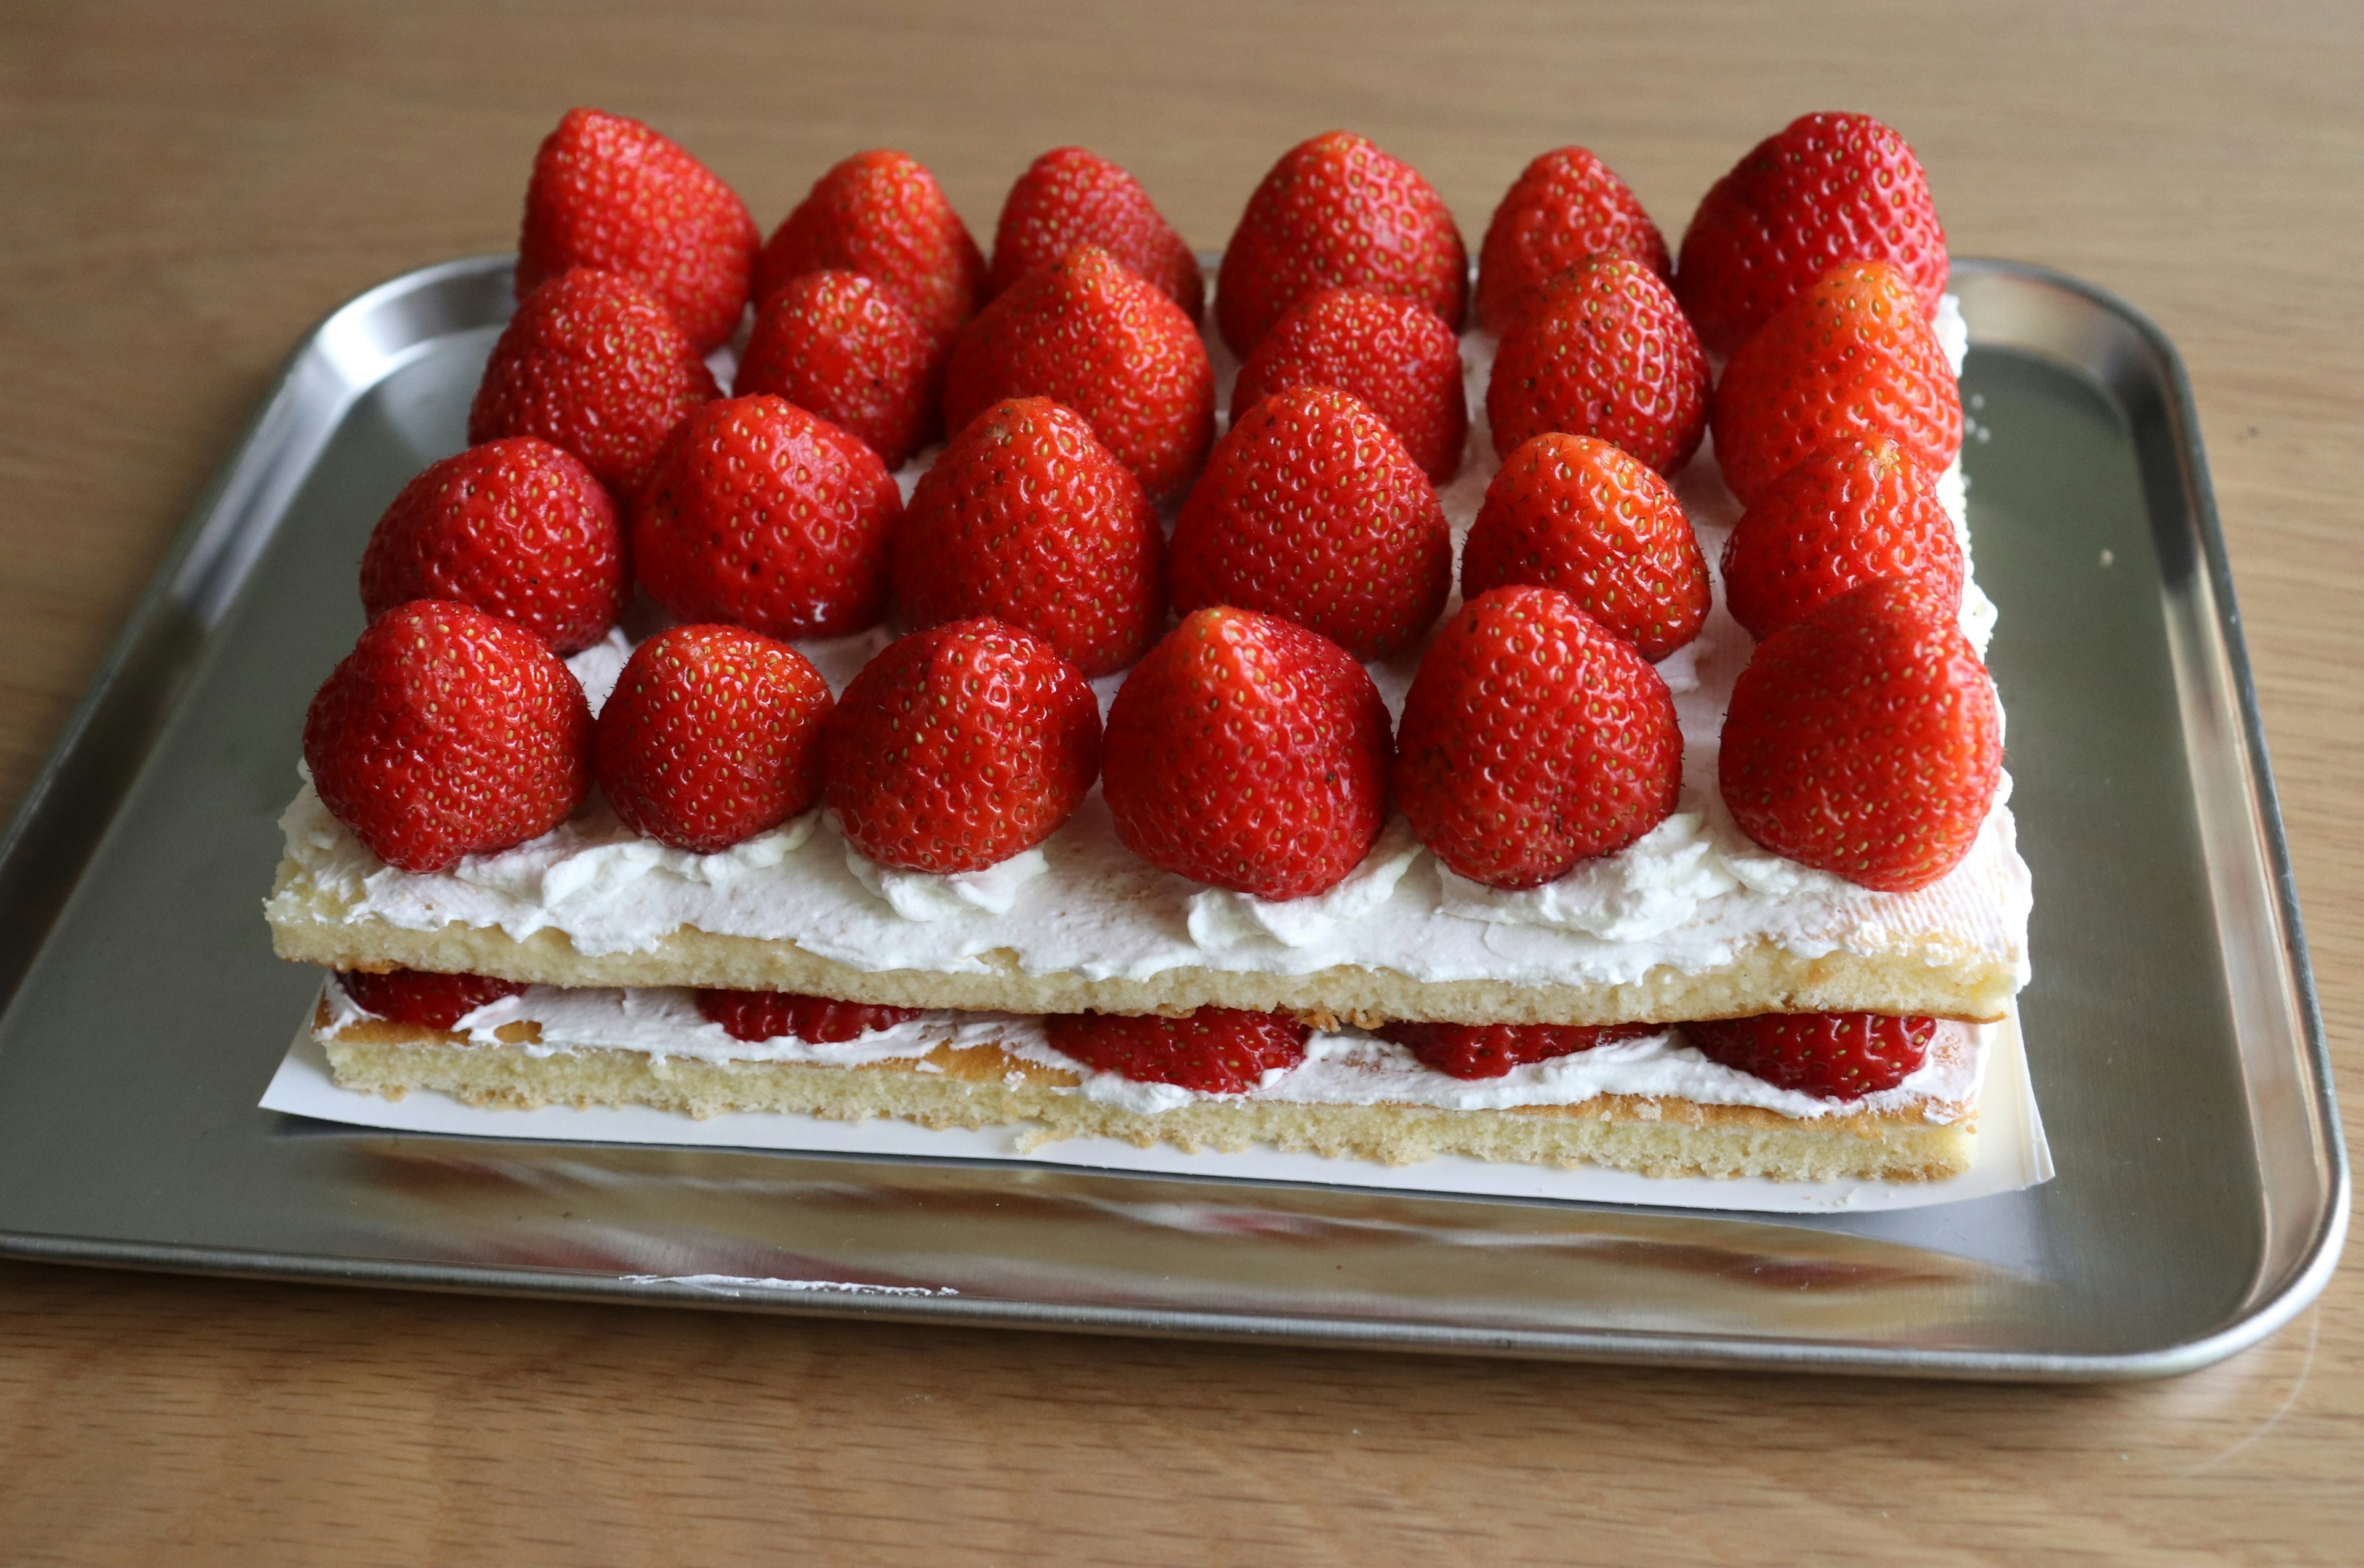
[0,255,2342,1378]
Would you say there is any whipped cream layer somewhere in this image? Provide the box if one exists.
[322,979,1988,1125]
[275,292,2030,991]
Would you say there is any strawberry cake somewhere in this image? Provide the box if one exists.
[267,111,2030,1183]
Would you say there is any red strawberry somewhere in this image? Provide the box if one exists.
[1720,436,1964,641]
[892,398,1164,677]
[1394,586,1681,890]
[358,438,625,655]
[1719,575,2001,891]
[733,270,941,468]
[339,968,528,1032]
[1379,1021,1659,1080]
[468,268,720,497]
[1170,386,1449,660]
[943,245,1214,500]
[1216,131,1466,356]
[631,395,902,640]
[593,624,834,853]
[515,107,760,353]
[1102,608,1390,901]
[754,150,986,348]
[824,619,1100,874]
[1676,111,1947,358]
[1459,433,1710,661]
[1710,259,1962,505]
[989,146,1204,321]
[1685,1013,1936,1100]
[1486,252,1708,474]
[697,990,923,1043]
[1230,287,1468,483]
[304,600,591,873]
[1474,146,1670,335]
[1045,1008,1308,1094]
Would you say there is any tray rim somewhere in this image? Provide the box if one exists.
[0,252,2344,1381]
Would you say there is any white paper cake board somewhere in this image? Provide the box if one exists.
[260,1006,2051,1215]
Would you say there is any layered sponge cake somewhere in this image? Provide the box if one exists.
[268,111,2028,1183]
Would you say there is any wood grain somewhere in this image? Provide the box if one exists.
[0,1,2357,1561]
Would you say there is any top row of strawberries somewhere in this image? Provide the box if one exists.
[307,110,1991,914]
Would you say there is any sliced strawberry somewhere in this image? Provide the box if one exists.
[754,150,986,348]
[1685,1013,1937,1099]
[1474,146,1669,334]
[943,245,1214,500]
[824,619,1101,874]
[1216,131,1466,355]
[893,398,1164,677]
[733,270,942,469]
[696,991,924,1044]
[631,395,901,640]
[1486,252,1708,475]
[1230,287,1468,483]
[467,268,719,497]
[1676,111,1947,358]
[339,968,528,1032]
[1394,586,1682,890]
[989,146,1203,321]
[1380,1021,1659,1080]
[593,624,834,853]
[516,107,759,353]
[1719,575,2001,891]
[1170,385,1450,660]
[358,437,626,654]
[1045,1008,1309,1094]
[1719,435,1964,641]
[1710,259,1961,505]
[304,600,590,873]
[1103,607,1391,901]
[1459,433,1710,661]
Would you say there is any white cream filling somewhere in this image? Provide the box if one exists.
[273,292,2028,992]
[322,978,1987,1125]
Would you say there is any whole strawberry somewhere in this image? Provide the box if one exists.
[1460,433,1709,661]
[1685,1013,1937,1100]
[1710,259,1962,505]
[1045,1008,1308,1094]
[468,268,719,497]
[824,619,1101,874]
[515,107,760,353]
[943,245,1214,500]
[358,438,626,654]
[1230,287,1468,483]
[1719,575,2001,891]
[631,395,902,640]
[733,270,941,468]
[1380,1021,1658,1080]
[304,600,591,873]
[1102,607,1391,901]
[697,990,923,1043]
[594,624,834,853]
[1487,252,1708,474]
[893,398,1164,677]
[1676,111,1947,358]
[1394,586,1681,890]
[754,150,986,348]
[1216,131,1466,356]
[1721,435,1964,641]
[1474,146,1670,335]
[1170,387,1449,660]
[340,968,528,1032]
[989,146,1204,321]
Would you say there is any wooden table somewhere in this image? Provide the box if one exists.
[2,2,2357,1560]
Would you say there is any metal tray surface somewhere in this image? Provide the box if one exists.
[0,256,2342,1379]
